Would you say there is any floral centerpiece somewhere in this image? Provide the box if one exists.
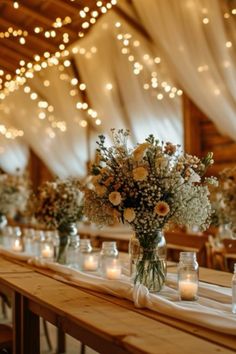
[210,167,236,237]
[33,178,83,263]
[83,129,215,291]
[0,171,30,228]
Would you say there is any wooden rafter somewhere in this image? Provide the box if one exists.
[0,43,30,63]
[0,0,77,39]
[0,58,15,74]
[0,17,58,52]
[0,37,37,58]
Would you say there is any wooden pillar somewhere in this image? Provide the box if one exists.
[183,94,236,175]
[27,149,54,191]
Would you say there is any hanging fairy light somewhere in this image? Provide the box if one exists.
[115,23,182,100]
[0,0,117,100]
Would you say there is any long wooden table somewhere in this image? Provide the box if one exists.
[0,256,235,354]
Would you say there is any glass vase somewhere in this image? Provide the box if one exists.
[57,223,77,264]
[129,229,167,292]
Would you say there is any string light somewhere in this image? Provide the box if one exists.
[115,24,182,100]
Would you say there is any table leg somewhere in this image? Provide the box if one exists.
[13,292,40,354]
[57,327,66,354]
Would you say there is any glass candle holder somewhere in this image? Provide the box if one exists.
[105,259,122,280]
[66,234,80,268]
[41,239,54,261]
[23,228,35,254]
[178,252,199,301]
[2,226,13,248]
[78,239,93,270]
[83,253,99,271]
[100,241,119,275]
[32,230,45,257]
[12,235,23,252]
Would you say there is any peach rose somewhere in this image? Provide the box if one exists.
[133,143,150,161]
[109,191,122,206]
[154,201,170,217]
[133,167,148,181]
[124,208,136,222]
[95,184,107,197]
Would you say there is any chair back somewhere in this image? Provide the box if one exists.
[222,239,236,272]
[165,231,209,266]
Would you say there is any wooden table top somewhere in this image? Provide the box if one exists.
[0,256,235,354]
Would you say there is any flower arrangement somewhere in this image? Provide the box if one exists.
[83,129,215,291]
[210,167,236,231]
[34,178,83,231]
[0,171,30,218]
[84,129,215,234]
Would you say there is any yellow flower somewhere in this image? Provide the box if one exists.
[109,191,122,206]
[124,208,136,222]
[95,184,107,197]
[133,143,150,161]
[133,167,148,181]
[154,201,170,217]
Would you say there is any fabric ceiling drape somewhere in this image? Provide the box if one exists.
[133,0,236,140]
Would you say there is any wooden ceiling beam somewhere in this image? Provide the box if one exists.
[0,37,36,58]
[0,17,58,52]
[47,0,81,14]
[1,0,77,39]
[114,4,152,43]
[0,58,16,74]
[0,44,30,63]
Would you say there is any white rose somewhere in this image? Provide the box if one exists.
[124,208,136,223]
[109,191,122,206]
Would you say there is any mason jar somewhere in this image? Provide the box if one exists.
[178,251,199,301]
[99,241,119,275]
[66,234,80,268]
[78,239,93,270]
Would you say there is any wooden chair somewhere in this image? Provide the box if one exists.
[165,231,209,267]
[222,239,236,272]
[0,324,12,354]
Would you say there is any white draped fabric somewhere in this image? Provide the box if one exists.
[3,0,236,175]
[74,12,182,145]
[0,9,182,177]
[133,0,236,140]
[0,108,29,174]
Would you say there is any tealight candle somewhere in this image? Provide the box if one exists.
[83,254,98,271]
[12,239,23,252]
[41,244,54,259]
[105,260,122,280]
[179,279,198,301]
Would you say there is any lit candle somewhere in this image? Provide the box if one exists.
[83,255,98,271]
[179,279,198,301]
[12,239,23,252]
[41,244,54,259]
[105,262,122,280]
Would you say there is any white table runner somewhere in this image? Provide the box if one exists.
[0,246,235,335]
